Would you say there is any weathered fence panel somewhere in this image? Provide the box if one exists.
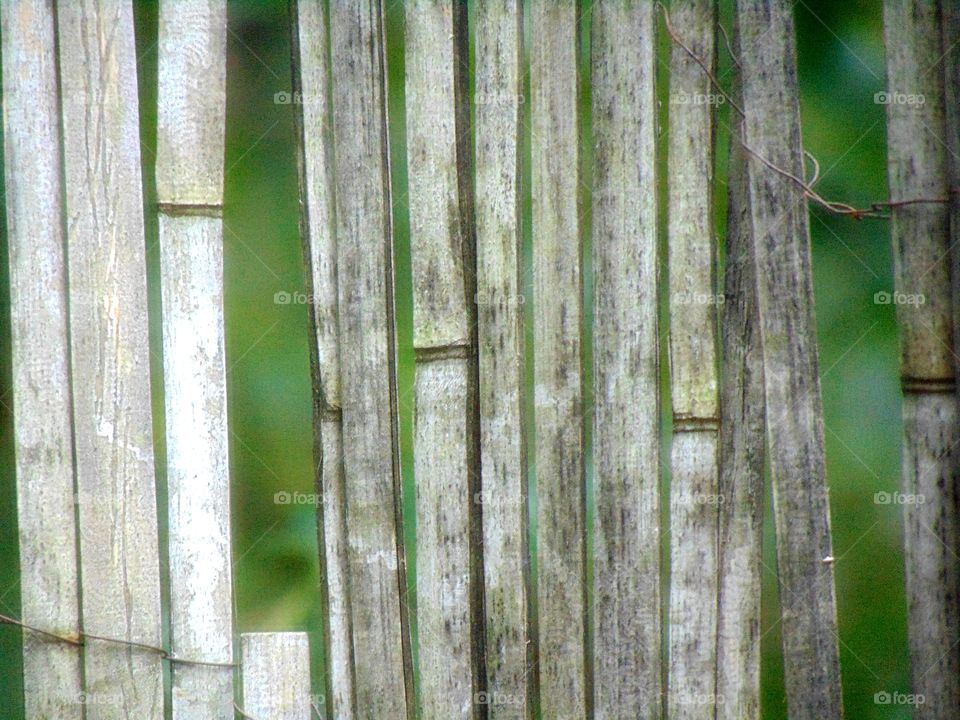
[241,633,312,719]
[57,1,165,717]
[714,23,765,720]
[474,0,531,716]
[1,1,83,717]
[665,2,718,718]
[327,0,412,715]
[590,1,661,718]
[734,1,844,718]
[156,1,234,717]
[290,1,355,717]
[530,1,588,717]
[883,2,960,718]
[405,2,484,717]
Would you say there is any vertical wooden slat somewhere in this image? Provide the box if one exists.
[883,3,960,718]
[715,26,765,720]
[531,2,587,717]
[590,1,660,718]
[734,2,843,718]
[290,1,355,718]
[241,632,312,719]
[57,1,164,718]
[405,2,484,717]
[328,0,412,715]
[1,1,83,717]
[946,0,960,397]
[665,2,718,718]
[156,2,233,718]
[474,0,531,717]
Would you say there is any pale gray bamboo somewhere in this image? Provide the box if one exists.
[665,2,718,718]
[590,2,660,718]
[531,2,588,717]
[57,2,164,718]
[474,0,531,716]
[883,3,960,718]
[715,34,765,720]
[734,2,843,718]
[290,1,355,718]
[405,2,484,716]
[328,0,412,715]
[241,633,312,719]
[156,3,233,718]
[1,2,82,717]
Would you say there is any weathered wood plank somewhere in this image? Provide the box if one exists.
[945,0,960,398]
[591,2,660,718]
[1,1,83,717]
[156,2,233,718]
[531,2,588,717]
[665,2,719,718]
[241,632,312,719]
[474,0,531,716]
[290,1,355,718]
[405,3,483,717]
[328,0,412,714]
[715,35,765,720]
[734,2,844,718]
[884,3,960,718]
[57,1,164,717]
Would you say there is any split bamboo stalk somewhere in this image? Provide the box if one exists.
[474,0,531,716]
[290,1,354,718]
[57,2,164,718]
[531,2,588,716]
[155,2,233,718]
[241,633,312,719]
[883,3,960,718]
[714,26,765,720]
[405,1,484,718]
[1,2,82,717]
[590,2,660,717]
[942,0,960,409]
[734,2,844,718]
[328,0,412,715]
[665,2,718,718]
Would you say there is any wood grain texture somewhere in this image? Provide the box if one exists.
[290,3,355,717]
[57,1,164,717]
[156,2,233,718]
[715,54,765,720]
[241,633,312,719]
[591,2,660,718]
[531,2,588,717]
[883,3,960,717]
[474,0,531,716]
[329,0,412,715]
[2,1,83,717]
[665,2,718,718]
[156,0,227,206]
[734,2,843,718]
[945,0,960,398]
[405,3,484,717]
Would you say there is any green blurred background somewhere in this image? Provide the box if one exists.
[0,1,912,718]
